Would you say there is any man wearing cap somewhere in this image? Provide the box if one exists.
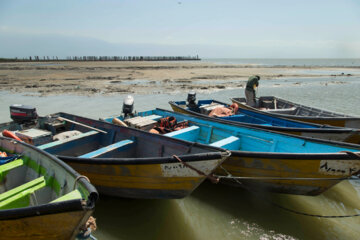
[245,75,260,107]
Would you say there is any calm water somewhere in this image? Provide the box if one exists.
[203,58,360,67]
[1,76,360,240]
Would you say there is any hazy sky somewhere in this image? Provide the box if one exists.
[1,0,360,58]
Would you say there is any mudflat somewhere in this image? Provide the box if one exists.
[0,61,358,96]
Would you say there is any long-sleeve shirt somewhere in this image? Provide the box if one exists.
[245,76,259,92]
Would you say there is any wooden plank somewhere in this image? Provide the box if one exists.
[0,159,24,175]
[38,130,99,150]
[164,126,200,142]
[57,117,107,134]
[50,189,82,203]
[79,139,134,158]
[0,176,46,209]
[210,136,241,150]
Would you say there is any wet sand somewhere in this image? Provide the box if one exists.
[0,61,359,96]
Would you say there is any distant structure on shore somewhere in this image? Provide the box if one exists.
[0,55,201,62]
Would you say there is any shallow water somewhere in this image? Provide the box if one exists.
[203,58,360,67]
[1,76,360,240]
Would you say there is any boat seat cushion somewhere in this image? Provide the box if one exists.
[209,136,241,150]
[79,139,134,158]
[164,126,200,142]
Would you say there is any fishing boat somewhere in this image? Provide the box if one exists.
[231,96,360,128]
[169,96,360,144]
[104,108,360,196]
[0,105,229,199]
[0,136,98,239]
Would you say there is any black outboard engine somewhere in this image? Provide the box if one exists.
[187,91,196,104]
[187,91,198,110]
[10,104,38,124]
[122,95,134,118]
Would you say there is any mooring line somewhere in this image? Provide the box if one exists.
[218,166,360,218]
[173,154,219,183]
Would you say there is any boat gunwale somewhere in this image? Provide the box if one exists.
[230,96,360,120]
[0,136,98,219]
[51,112,230,164]
[169,100,360,134]
[58,151,229,165]
[230,149,360,160]
[155,108,360,150]
[0,198,86,220]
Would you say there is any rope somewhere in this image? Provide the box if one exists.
[172,155,219,183]
[340,151,360,159]
[77,216,97,240]
[269,201,360,218]
[73,175,91,190]
[215,175,359,181]
[218,166,360,218]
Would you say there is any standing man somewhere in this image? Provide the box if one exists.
[245,75,260,107]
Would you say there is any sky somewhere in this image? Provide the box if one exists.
[0,0,360,58]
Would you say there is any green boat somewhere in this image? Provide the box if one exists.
[0,136,98,240]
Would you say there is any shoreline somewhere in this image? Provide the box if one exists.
[1,61,359,96]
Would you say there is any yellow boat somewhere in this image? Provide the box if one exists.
[0,111,229,199]
[106,108,360,196]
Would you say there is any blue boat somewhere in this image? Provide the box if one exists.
[169,97,360,144]
[105,108,360,196]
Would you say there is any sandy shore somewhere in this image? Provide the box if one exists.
[0,61,358,96]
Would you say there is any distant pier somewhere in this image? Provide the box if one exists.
[0,55,201,62]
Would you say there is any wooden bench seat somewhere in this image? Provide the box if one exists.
[79,139,134,158]
[0,176,46,210]
[38,130,100,155]
[164,126,200,142]
[209,136,241,150]
[51,189,82,203]
[0,159,24,178]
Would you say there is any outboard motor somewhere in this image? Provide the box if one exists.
[10,104,38,124]
[187,91,197,110]
[187,91,196,104]
[122,95,134,118]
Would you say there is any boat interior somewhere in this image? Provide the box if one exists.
[1,113,213,159]
[0,138,88,210]
[232,96,347,117]
[173,100,320,128]
[110,109,359,154]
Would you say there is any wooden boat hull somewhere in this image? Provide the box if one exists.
[61,154,227,199]
[0,137,98,240]
[169,100,360,144]
[106,109,360,196]
[231,96,360,128]
[218,152,360,196]
[0,210,92,240]
[0,113,229,199]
